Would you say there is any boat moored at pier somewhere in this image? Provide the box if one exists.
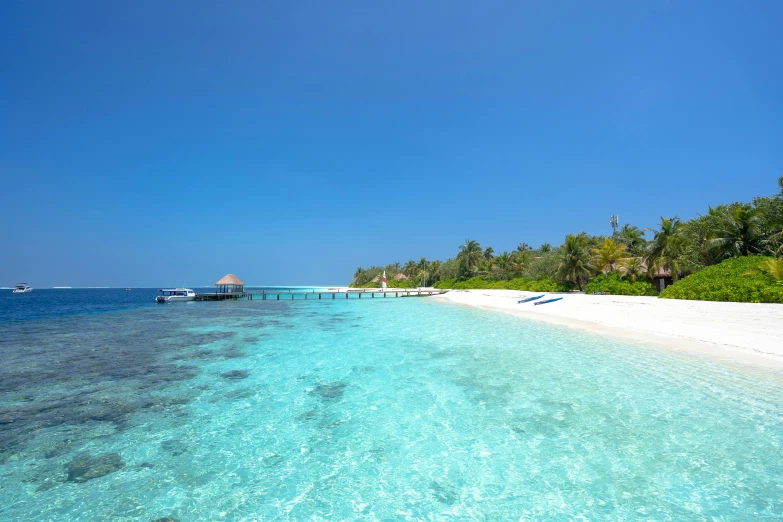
[156,288,196,303]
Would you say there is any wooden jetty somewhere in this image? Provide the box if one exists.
[194,274,448,302]
[244,288,448,300]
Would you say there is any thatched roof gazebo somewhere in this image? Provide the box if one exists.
[393,273,409,281]
[215,274,245,294]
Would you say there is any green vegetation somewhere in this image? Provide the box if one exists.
[660,256,783,303]
[350,177,783,302]
[585,272,657,296]
[434,277,571,292]
[558,234,593,290]
[744,258,783,286]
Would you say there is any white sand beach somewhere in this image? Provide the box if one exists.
[433,290,783,370]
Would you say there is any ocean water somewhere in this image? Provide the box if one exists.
[1,289,782,520]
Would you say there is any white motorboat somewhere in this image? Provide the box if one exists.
[156,288,196,303]
[13,283,32,293]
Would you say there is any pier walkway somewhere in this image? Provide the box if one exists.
[195,288,447,301]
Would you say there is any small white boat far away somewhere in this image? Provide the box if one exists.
[13,283,33,293]
[156,288,196,303]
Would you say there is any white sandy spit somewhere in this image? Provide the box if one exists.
[432,289,783,370]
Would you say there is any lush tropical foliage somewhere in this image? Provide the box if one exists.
[592,238,630,273]
[585,271,657,296]
[558,234,593,290]
[660,256,783,303]
[434,277,571,292]
[743,257,783,286]
[349,177,783,301]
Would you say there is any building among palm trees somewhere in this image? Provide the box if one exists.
[651,267,673,292]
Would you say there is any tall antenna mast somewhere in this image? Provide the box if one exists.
[610,214,619,235]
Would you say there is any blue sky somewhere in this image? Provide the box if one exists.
[2,1,781,287]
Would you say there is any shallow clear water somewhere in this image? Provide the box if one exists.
[1,290,782,520]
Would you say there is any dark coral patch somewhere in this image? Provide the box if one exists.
[310,382,348,400]
[160,439,189,456]
[220,370,249,380]
[66,453,125,483]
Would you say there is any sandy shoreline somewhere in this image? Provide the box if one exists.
[432,290,783,370]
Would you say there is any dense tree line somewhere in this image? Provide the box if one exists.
[351,177,783,293]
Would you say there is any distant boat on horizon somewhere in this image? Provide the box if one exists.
[13,283,33,293]
[53,286,72,289]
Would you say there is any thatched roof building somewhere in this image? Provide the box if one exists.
[393,273,409,281]
[215,274,245,293]
[370,275,381,283]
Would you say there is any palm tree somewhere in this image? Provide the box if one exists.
[483,247,495,263]
[558,234,592,290]
[539,243,552,253]
[621,257,645,282]
[744,258,783,286]
[417,257,429,286]
[617,224,647,257]
[515,243,530,255]
[492,251,513,280]
[708,206,766,259]
[428,260,442,283]
[646,217,685,280]
[403,260,418,278]
[457,239,483,273]
[592,238,630,273]
[769,230,783,257]
[353,267,363,282]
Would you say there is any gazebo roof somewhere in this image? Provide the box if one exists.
[215,274,245,286]
[393,273,409,280]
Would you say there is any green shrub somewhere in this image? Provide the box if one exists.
[659,256,783,303]
[433,278,456,289]
[585,271,658,296]
[433,277,571,292]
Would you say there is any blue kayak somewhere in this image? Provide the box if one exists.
[518,294,545,303]
[534,297,563,306]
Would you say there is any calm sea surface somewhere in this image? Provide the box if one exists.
[1,289,782,520]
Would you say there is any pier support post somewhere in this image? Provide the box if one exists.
[319,294,321,299]
[277,294,280,300]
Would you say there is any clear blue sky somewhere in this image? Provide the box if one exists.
[2,1,781,287]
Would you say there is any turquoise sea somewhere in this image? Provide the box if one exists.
[1,289,782,520]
